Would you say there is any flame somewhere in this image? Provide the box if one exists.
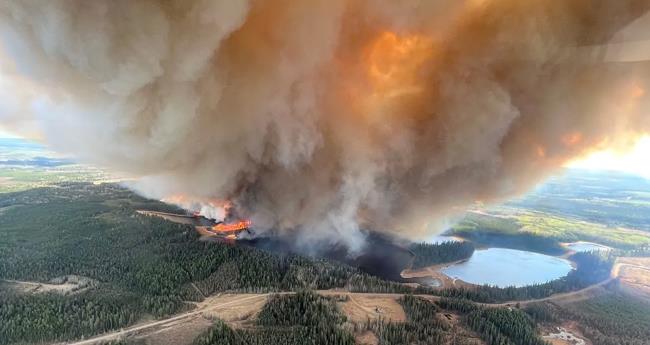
[536,145,547,158]
[162,194,250,233]
[212,219,252,232]
[364,31,434,100]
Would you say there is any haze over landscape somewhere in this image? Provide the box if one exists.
[1,1,650,345]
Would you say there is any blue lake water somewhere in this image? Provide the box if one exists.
[441,248,573,287]
[565,242,611,252]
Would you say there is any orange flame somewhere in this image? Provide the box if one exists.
[212,220,252,232]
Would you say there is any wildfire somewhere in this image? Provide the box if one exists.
[212,220,252,232]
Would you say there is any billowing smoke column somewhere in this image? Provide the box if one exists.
[0,0,649,252]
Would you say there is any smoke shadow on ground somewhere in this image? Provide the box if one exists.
[235,231,415,282]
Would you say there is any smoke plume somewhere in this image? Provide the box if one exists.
[0,0,649,251]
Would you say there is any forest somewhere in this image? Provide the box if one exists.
[194,292,550,345]
[0,183,646,345]
[362,295,450,345]
[193,291,355,345]
[0,184,397,344]
[362,295,548,345]
[438,298,548,345]
[524,290,650,345]
[410,241,475,269]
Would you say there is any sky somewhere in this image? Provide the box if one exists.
[2,124,649,179]
[0,127,19,138]
[568,135,650,179]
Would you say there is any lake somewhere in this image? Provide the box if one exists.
[441,248,573,287]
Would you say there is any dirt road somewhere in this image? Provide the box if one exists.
[496,261,650,307]
[60,261,646,345]
[61,294,268,345]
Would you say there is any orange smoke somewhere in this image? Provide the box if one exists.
[162,194,231,220]
[562,132,583,147]
[162,194,229,207]
[2,0,649,248]
[631,84,645,99]
[619,82,646,110]
[161,194,194,205]
[365,31,433,96]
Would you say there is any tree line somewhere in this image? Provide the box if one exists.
[423,251,615,303]
[371,295,449,344]
[362,295,548,345]
[194,291,354,345]
[439,297,548,345]
[410,241,475,269]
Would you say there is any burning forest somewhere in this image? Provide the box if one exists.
[0,0,649,252]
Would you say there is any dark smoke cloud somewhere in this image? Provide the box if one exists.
[0,0,649,251]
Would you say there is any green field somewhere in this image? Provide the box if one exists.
[450,211,650,251]
[0,166,111,193]
[0,138,111,193]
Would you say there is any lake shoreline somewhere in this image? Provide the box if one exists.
[403,247,576,289]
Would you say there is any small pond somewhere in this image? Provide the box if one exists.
[441,248,573,287]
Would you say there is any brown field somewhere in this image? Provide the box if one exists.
[615,257,650,299]
[200,293,270,327]
[338,294,406,323]
[63,280,618,345]
[2,275,95,295]
[132,317,213,345]
[109,294,270,345]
